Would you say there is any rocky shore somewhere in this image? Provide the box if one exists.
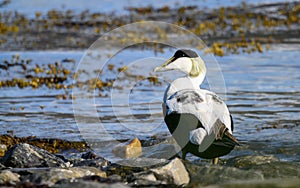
[0,136,299,187]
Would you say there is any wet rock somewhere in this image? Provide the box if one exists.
[2,143,68,168]
[142,143,180,159]
[132,171,163,186]
[73,158,110,168]
[54,181,129,188]
[112,138,142,158]
[226,155,300,179]
[150,158,190,186]
[54,154,69,162]
[226,155,280,168]
[13,167,106,186]
[110,157,188,185]
[207,178,300,188]
[184,162,264,185]
[80,174,123,183]
[72,152,109,168]
[249,161,300,179]
[55,173,123,187]
[81,151,98,159]
[0,170,20,185]
[105,174,123,183]
[105,158,167,181]
[0,163,6,169]
[116,157,167,168]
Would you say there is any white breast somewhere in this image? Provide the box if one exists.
[165,89,232,151]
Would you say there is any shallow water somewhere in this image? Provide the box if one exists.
[0,47,299,162]
[1,0,296,18]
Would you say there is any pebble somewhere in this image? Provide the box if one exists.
[112,138,142,159]
[0,144,7,157]
[0,170,20,185]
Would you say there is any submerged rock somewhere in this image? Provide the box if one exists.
[226,155,280,168]
[112,138,142,159]
[142,143,180,159]
[226,155,300,179]
[116,157,167,168]
[0,170,20,185]
[208,178,300,188]
[184,161,264,185]
[2,143,68,168]
[249,161,300,179]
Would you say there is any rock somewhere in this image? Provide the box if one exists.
[226,155,300,179]
[112,138,142,158]
[0,144,7,157]
[73,158,110,168]
[150,158,190,186]
[116,157,167,168]
[13,167,106,186]
[2,143,68,168]
[206,178,300,188]
[134,171,157,182]
[249,161,300,179]
[142,143,180,159]
[0,163,6,169]
[184,162,264,185]
[0,170,20,185]
[72,151,109,168]
[105,158,167,182]
[110,157,188,186]
[132,171,163,186]
[226,155,280,168]
[130,158,189,186]
[80,174,122,183]
[54,181,129,188]
[81,151,99,159]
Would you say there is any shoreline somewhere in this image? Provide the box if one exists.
[0,135,300,187]
[0,1,299,54]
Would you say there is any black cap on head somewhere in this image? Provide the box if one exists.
[173,49,199,59]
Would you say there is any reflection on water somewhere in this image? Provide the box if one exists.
[0,48,299,162]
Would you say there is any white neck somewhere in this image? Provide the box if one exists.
[188,73,205,89]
